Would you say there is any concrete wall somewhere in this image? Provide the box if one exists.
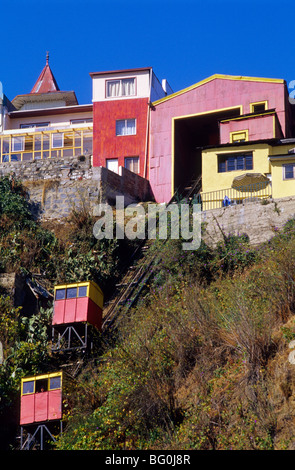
[202,196,295,247]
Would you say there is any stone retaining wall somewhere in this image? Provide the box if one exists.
[0,154,93,181]
[0,155,154,220]
[202,196,295,247]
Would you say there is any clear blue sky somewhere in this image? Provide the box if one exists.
[2,0,294,104]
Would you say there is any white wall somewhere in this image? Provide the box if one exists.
[92,69,151,102]
[8,110,93,130]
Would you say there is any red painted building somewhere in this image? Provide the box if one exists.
[90,67,172,178]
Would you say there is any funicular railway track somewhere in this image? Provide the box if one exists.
[101,175,202,333]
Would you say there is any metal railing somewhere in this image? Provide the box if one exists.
[198,182,272,211]
[0,125,93,163]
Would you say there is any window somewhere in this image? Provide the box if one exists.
[55,288,66,300]
[12,136,24,152]
[49,376,61,390]
[70,118,93,124]
[52,133,64,148]
[66,287,77,299]
[106,158,119,174]
[20,122,49,129]
[35,379,47,393]
[116,119,136,136]
[218,152,253,173]
[250,101,268,114]
[106,78,136,98]
[230,130,249,143]
[125,156,139,174]
[283,163,295,180]
[78,285,87,297]
[22,381,34,395]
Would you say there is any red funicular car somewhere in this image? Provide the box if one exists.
[20,372,62,426]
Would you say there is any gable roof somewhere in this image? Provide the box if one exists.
[152,73,285,106]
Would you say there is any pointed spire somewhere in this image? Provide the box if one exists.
[30,53,60,94]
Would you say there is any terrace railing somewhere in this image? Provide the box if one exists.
[198,182,272,211]
[0,125,93,163]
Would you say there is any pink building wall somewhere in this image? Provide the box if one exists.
[149,76,288,202]
[220,113,284,144]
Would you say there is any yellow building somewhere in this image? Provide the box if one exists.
[201,139,295,210]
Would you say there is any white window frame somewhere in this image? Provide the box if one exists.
[52,132,64,149]
[116,119,136,136]
[12,136,25,152]
[106,77,136,98]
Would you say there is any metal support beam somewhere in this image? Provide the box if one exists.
[52,323,88,352]
[20,421,62,450]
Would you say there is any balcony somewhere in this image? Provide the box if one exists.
[198,182,272,211]
[0,124,93,163]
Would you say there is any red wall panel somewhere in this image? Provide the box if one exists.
[87,298,102,330]
[21,391,62,424]
[92,98,149,177]
[76,296,89,322]
[64,298,76,323]
[52,300,65,325]
[48,390,62,421]
[20,395,35,425]
[53,296,102,328]
[35,392,48,422]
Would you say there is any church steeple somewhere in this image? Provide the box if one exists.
[30,52,60,94]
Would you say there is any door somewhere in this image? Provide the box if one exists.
[106,158,119,174]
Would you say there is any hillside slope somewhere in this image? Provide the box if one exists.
[1,176,295,450]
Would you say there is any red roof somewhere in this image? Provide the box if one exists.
[30,53,60,94]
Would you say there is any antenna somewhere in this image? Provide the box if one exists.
[46,51,49,65]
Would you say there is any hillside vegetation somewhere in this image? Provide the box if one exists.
[1,176,295,450]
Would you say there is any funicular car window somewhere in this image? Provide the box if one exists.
[66,287,77,299]
[55,288,66,300]
[23,380,34,394]
[35,378,48,393]
[78,286,87,297]
[49,376,61,390]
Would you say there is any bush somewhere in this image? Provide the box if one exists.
[0,176,32,224]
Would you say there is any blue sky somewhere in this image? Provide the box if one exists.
[2,0,295,104]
